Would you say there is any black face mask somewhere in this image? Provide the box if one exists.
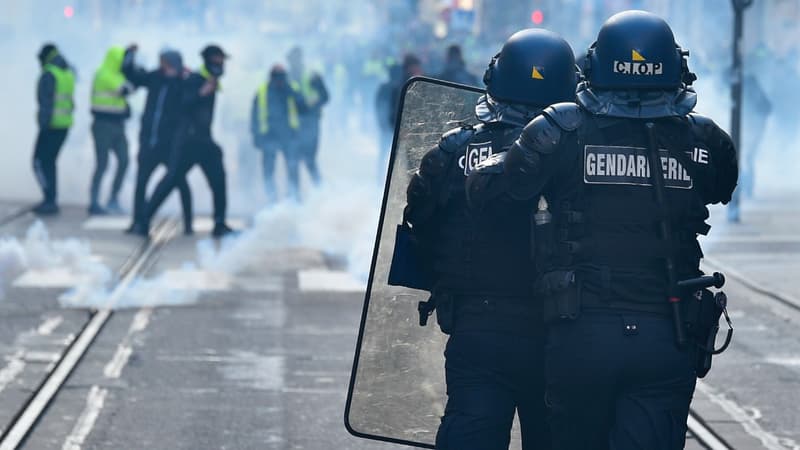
[205,62,224,77]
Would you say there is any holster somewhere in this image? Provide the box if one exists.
[536,270,581,323]
[418,291,455,334]
[683,288,730,378]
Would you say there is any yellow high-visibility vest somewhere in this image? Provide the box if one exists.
[257,81,299,134]
[44,64,75,129]
[91,46,128,115]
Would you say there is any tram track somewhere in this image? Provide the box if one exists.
[0,218,179,450]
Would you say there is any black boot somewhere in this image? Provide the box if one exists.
[33,201,59,216]
[212,222,236,238]
[125,221,150,237]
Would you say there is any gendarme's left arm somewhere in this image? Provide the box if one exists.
[466,103,578,211]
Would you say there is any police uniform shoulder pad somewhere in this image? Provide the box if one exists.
[519,113,564,155]
[542,102,583,131]
[688,113,715,129]
[473,152,506,174]
[688,113,731,145]
[438,125,479,153]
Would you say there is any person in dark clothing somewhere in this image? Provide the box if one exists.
[389,54,423,128]
[136,44,235,238]
[287,46,330,186]
[374,63,402,178]
[89,46,134,215]
[121,45,194,234]
[435,44,479,87]
[404,30,578,450]
[250,65,309,202]
[33,43,75,215]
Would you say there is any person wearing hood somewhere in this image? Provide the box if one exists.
[88,46,134,215]
[136,44,235,238]
[32,43,75,215]
[435,44,479,87]
[121,45,194,235]
[250,64,309,203]
[287,46,329,186]
[402,29,577,449]
[467,12,738,449]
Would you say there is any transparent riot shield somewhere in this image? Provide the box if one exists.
[345,78,484,448]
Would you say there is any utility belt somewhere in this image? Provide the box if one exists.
[537,269,733,378]
[418,291,540,337]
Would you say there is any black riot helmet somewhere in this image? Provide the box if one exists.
[584,10,695,90]
[483,29,577,107]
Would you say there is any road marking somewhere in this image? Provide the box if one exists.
[687,412,730,450]
[81,216,130,231]
[0,352,25,395]
[61,386,108,450]
[102,345,132,380]
[0,220,178,450]
[696,381,800,450]
[12,268,89,288]
[37,316,63,335]
[130,307,151,332]
[297,269,365,292]
[103,308,152,379]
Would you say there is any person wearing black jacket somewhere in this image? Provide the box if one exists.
[32,43,75,215]
[435,44,479,87]
[122,45,194,234]
[136,44,234,238]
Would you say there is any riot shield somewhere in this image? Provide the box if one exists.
[345,78,483,448]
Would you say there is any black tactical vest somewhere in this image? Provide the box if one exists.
[425,122,535,297]
[542,113,711,313]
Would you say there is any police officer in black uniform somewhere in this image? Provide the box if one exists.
[404,29,577,450]
[467,11,738,450]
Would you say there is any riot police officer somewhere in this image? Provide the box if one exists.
[467,11,738,450]
[404,29,577,450]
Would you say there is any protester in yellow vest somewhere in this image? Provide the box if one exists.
[287,47,329,187]
[249,65,308,203]
[33,43,75,215]
[89,46,134,215]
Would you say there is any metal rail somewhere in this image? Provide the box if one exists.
[0,218,179,450]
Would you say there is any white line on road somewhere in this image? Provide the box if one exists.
[102,345,132,379]
[0,221,177,450]
[104,308,153,379]
[687,413,730,450]
[37,316,63,336]
[61,386,108,450]
[696,381,800,450]
[0,352,25,395]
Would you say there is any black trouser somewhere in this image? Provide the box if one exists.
[545,310,696,450]
[145,135,227,225]
[297,116,321,185]
[32,128,69,204]
[436,297,547,450]
[90,118,129,206]
[257,133,301,202]
[132,143,193,229]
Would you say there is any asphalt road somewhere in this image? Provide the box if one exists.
[0,192,797,450]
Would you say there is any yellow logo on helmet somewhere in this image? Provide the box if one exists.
[632,50,646,61]
[531,67,544,80]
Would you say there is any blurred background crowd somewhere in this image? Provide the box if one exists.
[0,0,798,224]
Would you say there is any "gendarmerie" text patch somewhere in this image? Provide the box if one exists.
[583,145,692,189]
